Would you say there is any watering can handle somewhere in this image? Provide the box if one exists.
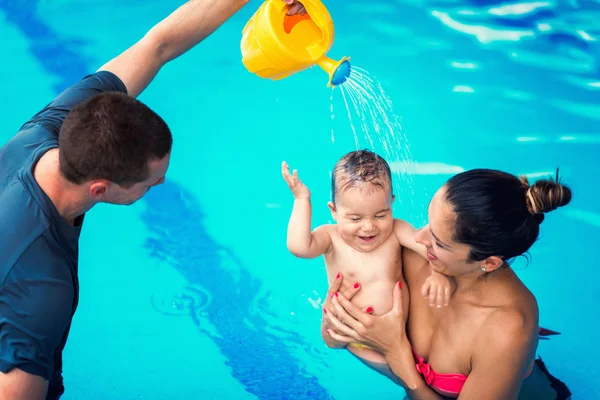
[270,0,334,40]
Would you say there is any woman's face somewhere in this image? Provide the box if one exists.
[415,185,483,277]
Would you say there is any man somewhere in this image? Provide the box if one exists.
[0,0,303,398]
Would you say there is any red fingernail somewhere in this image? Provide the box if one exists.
[366,306,373,313]
[398,282,403,289]
[326,329,332,335]
[323,308,327,314]
[334,292,338,297]
[336,273,341,279]
[331,293,336,299]
[354,282,360,289]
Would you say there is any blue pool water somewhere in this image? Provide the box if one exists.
[1,0,599,398]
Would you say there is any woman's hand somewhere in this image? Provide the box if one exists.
[324,281,442,395]
[321,273,371,348]
[325,281,409,355]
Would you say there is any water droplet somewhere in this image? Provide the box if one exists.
[333,67,416,207]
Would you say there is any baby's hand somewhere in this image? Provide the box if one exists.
[421,271,452,308]
[282,161,310,199]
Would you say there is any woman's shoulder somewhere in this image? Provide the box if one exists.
[475,302,539,370]
[480,272,539,352]
[496,268,539,316]
[487,301,538,337]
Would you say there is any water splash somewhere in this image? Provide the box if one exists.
[151,285,212,317]
[329,90,335,143]
[333,67,418,212]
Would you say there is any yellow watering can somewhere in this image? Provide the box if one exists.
[240,0,351,87]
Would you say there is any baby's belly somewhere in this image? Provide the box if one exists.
[350,280,396,316]
[347,343,388,365]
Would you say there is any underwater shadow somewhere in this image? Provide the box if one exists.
[0,0,91,93]
[141,181,335,400]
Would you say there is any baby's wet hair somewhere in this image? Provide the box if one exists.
[331,149,392,204]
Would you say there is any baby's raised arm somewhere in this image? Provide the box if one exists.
[288,223,332,259]
[283,161,333,258]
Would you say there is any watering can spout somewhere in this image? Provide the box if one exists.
[316,55,351,87]
[240,0,351,87]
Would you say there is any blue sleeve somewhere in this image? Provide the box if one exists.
[0,275,74,380]
[20,70,127,138]
[0,71,127,168]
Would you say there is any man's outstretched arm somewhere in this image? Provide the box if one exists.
[98,0,250,98]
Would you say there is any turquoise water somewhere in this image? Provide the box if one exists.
[1,0,599,398]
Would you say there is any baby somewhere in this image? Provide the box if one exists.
[282,149,452,362]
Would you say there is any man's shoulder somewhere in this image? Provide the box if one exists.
[0,176,55,281]
[0,70,127,166]
[0,124,57,175]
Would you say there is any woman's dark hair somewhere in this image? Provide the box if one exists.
[444,168,572,263]
[59,92,172,188]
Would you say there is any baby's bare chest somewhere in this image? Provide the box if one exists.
[325,237,403,284]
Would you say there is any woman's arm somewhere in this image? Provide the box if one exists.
[325,283,446,399]
[381,337,447,399]
[319,273,364,349]
[320,319,347,349]
[326,286,538,399]
[457,309,538,400]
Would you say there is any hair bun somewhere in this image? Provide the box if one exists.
[521,170,572,218]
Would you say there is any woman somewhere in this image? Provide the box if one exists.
[321,168,572,399]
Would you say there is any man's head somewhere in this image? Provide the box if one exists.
[58,92,172,205]
[328,149,395,252]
